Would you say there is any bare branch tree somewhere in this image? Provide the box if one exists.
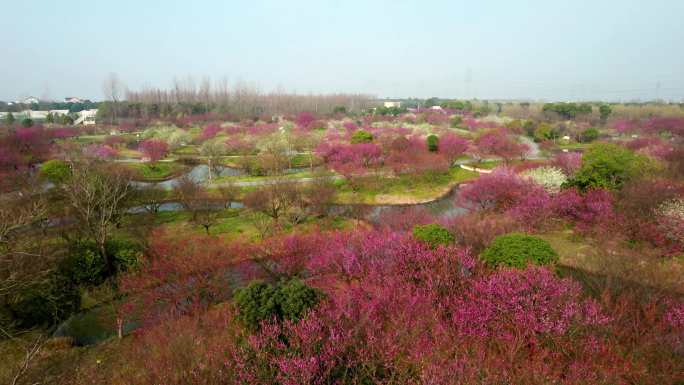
[102,72,124,124]
[63,162,133,273]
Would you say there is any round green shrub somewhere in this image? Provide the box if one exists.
[41,159,71,184]
[580,127,599,143]
[563,143,648,191]
[350,130,373,144]
[412,224,455,248]
[59,242,107,287]
[275,278,321,323]
[481,233,558,268]
[59,239,142,287]
[106,239,143,273]
[427,134,439,152]
[450,116,463,128]
[234,279,321,329]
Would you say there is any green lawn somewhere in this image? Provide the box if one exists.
[74,134,108,143]
[474,160,502,169]
[210,169,334,184]
[557,142,590,150]
[154,208,355,241]
[117,148,143,159]
[173,145,200,155]
[334,167,479,204]
[125,162,188,181]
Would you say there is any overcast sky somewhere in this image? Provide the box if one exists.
[1,0,683,102]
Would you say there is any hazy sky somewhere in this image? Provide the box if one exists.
[1,0,683,101]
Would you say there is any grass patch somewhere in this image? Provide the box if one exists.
[117,148,143,159]
[334,167,478,204]
[538,229,684,292]
[290,153,322,168]
[172,145,200,155]
[156,208,355,241]
[473,160,501,169]
[558,142,590,151]
[73,134,107,143]
[125,162,188,181]
[210,170,334,184]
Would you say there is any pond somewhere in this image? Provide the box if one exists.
[131,164,307,189]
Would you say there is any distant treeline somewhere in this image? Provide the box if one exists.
[0,101,99,113]
[111,84,376,121]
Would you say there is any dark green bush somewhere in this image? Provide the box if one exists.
[40,159,71,184]
[481,233,558,268]
[234,279,322,329]
[9,274,81,328]
[563,143,649,191]
[412,224,454,248]
[580,127,599,143]
[59,239,142,287]
[427,134,439,152]
[59,242,107,286]
[350,130,373,144]
[106,239,143,273]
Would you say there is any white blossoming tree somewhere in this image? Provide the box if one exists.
[521,166,567,193]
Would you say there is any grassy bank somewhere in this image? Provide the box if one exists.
[334,167,479,204]
[124,162,189,181]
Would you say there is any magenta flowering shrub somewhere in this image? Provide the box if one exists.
[225,122,279,136]
[458,167,538,211]
[246,122,279,136]
[664,302,684,330]
[612,118,638,134]
[342,120,358,133]
[625,136,666,151]
[508,185,553,228]
[459,169,617,233]
[442,212,519,253]
[200,122,222,141]
[424,111,449,125]
[104,228,684,384]
[553,151,582,176]
[317,142,383,177]
[643,116,684,137]
[463,117,499,130]
[473,129,529,161]
[139,139,169,161]
[294,111,316,129]
[624,136,675,160]
[439,132,469,163]
[227,231,622,384]
[84,144,119,159]
[551,188,616,232]
[451,267,608,339]
[613,117,684,137]
[385,135,450,175]
[224,136,256,155]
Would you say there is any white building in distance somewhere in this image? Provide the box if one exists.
[74,109,98,125]
[383,101,402,108]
